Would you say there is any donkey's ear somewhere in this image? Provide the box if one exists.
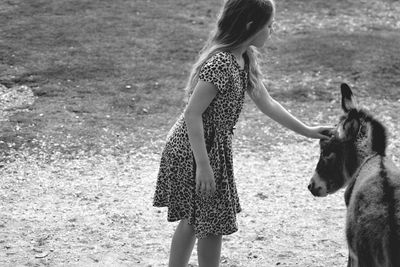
[341,83,357,113]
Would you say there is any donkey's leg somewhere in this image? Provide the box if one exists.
[346,241,359,267]
[347,253,358,267]
[346,222,357,267]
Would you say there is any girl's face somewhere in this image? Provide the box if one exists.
[249,16,275,48]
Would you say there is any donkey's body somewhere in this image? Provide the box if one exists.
[308,84,400,267]
[345,156,400,267]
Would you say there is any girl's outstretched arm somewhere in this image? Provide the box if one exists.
[249,82,331,139]
[184,81,218,195]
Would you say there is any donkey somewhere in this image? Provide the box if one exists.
[308,83,400,267]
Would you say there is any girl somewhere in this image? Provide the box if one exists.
[153,0,331,266]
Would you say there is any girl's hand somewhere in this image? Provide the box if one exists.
[195,163,216,196]
[307,125,334,140]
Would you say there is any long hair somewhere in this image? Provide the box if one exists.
[185,0,275,97]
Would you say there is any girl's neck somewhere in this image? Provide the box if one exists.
[230,46,248,59]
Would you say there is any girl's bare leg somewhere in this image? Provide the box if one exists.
[197,234,222,267]
[168,219,196,267]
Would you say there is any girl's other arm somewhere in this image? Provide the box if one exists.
[249,82,331,139]
[184,81,218,194]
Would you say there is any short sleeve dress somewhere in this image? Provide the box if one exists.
[153,51,249,239]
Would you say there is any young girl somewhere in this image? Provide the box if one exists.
[153,0,331,266]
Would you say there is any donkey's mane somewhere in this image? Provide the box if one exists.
[357,108,387,156]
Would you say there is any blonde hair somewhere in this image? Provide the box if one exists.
[185,0,275,98]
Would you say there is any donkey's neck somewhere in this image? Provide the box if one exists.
[344,153,380,206]
[343,124,378,205]
[354,153,380,179]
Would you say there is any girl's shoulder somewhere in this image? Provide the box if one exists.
[199,51,236,93]
[204,51,235,69]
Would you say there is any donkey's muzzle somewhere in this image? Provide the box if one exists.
[308,181,320,196]
[308,173,328,197]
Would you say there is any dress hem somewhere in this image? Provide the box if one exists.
[153,203,241,239]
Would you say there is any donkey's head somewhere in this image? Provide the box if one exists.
[308,83,387,197]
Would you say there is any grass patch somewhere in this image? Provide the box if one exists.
[266,30,400,101]
[0,0,399,156]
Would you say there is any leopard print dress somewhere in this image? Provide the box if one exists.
[153,51,249,239]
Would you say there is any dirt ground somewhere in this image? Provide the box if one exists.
[1,96,400,267]
[1,0,400,266]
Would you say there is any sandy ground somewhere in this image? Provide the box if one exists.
[1,96,399,267]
